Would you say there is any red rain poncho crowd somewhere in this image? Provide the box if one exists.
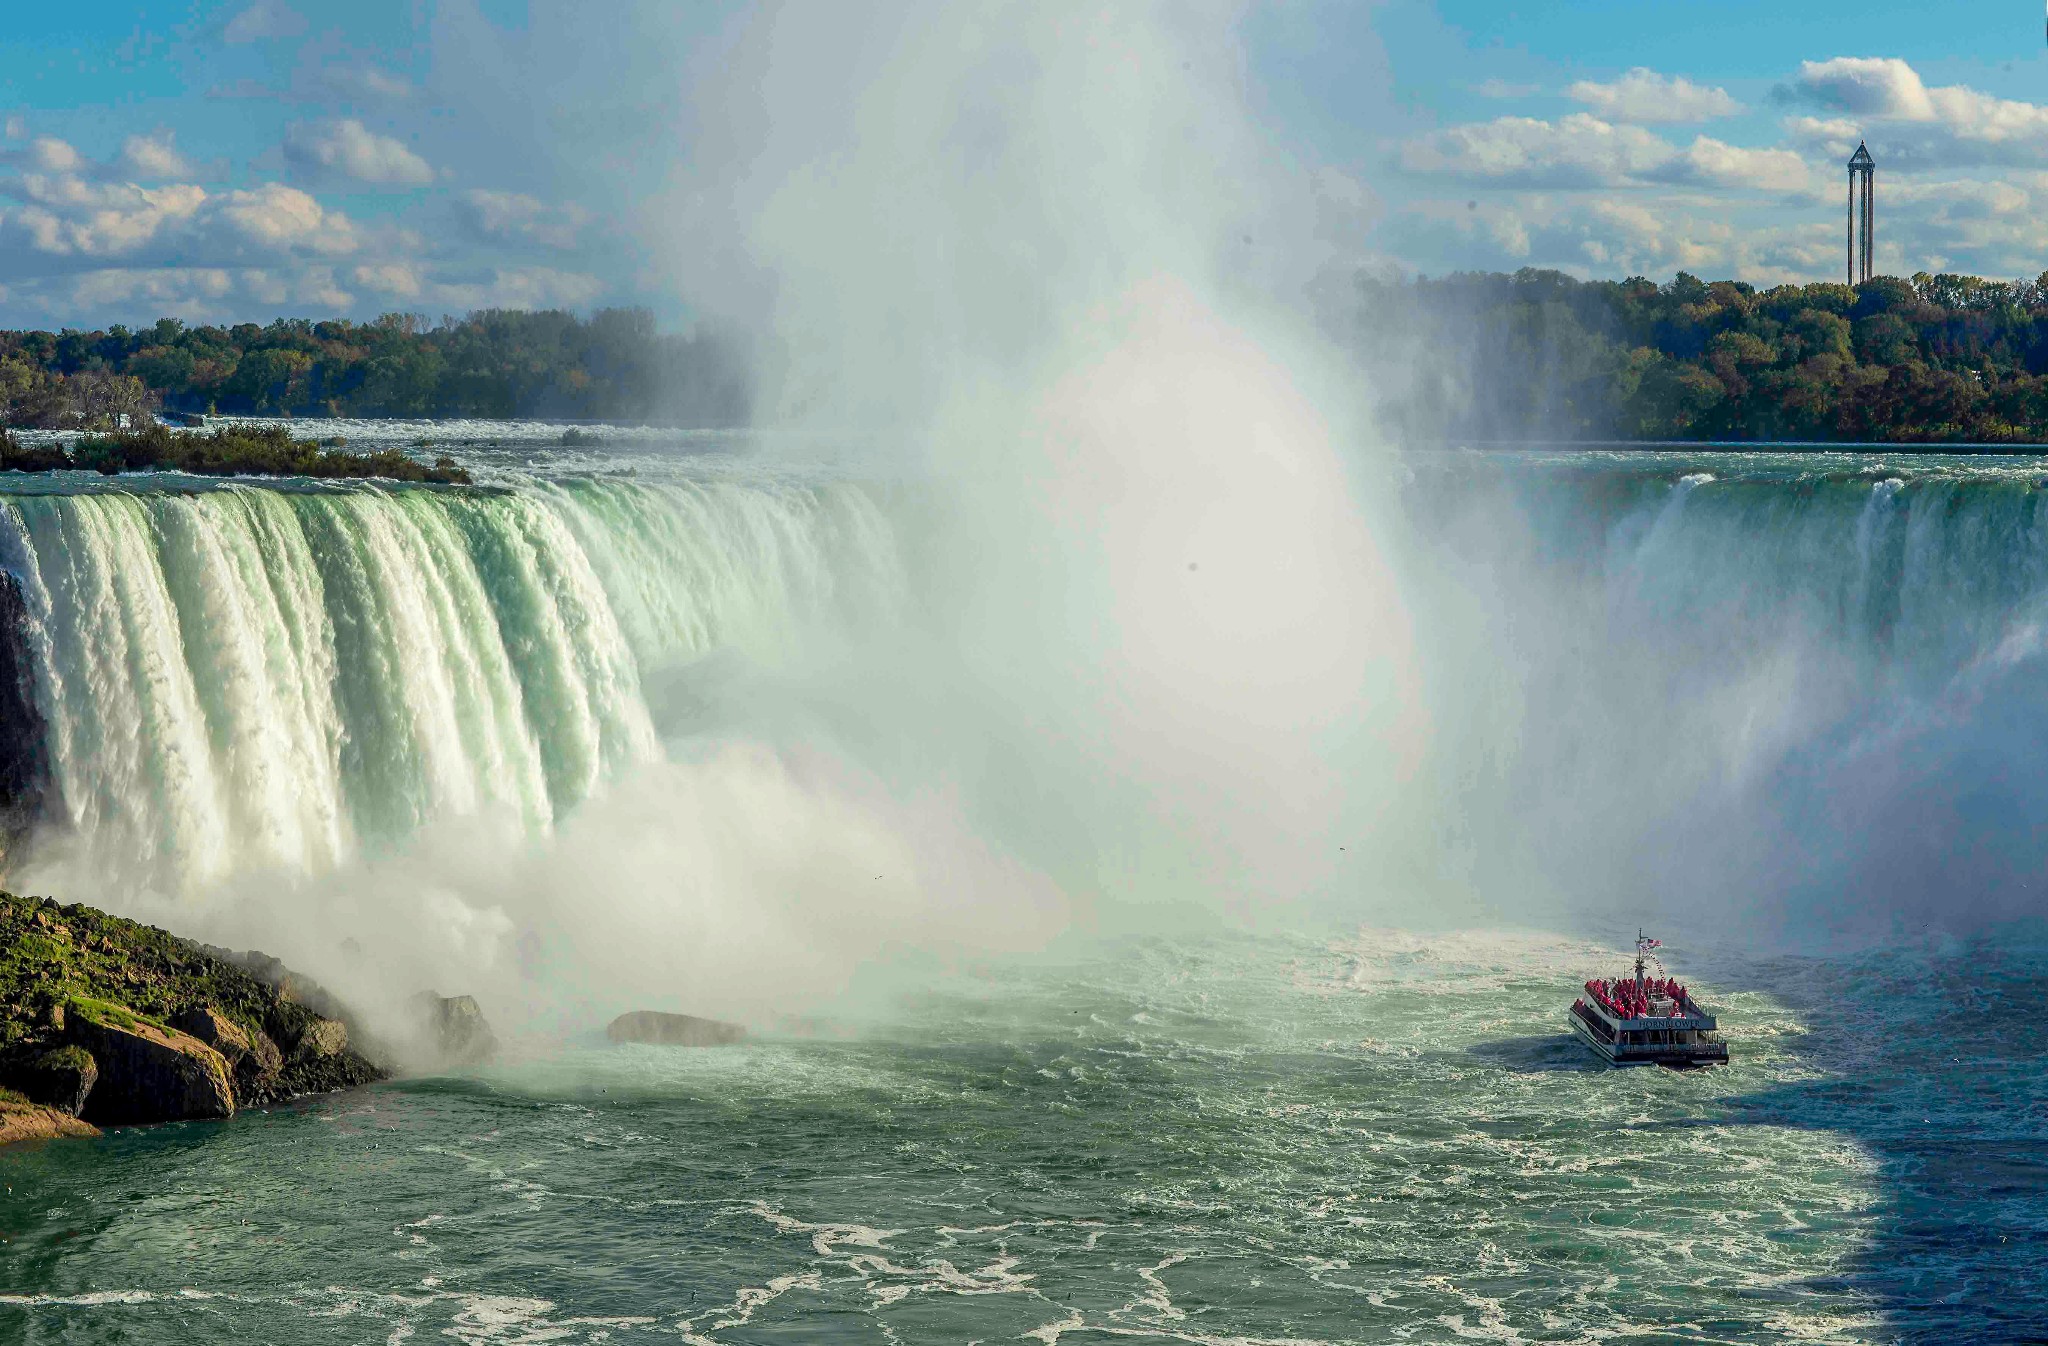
[1582,976,1688,1020]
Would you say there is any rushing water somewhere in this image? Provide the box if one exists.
[0,926,2041,1344]
[1,434,2046,1343]
[0,440,904,895]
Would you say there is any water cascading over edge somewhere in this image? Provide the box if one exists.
[0,475,904,895]
[1402,455,2048,932]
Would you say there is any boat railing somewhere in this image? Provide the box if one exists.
[1583,1000,1718,1032]
[1608,1038,1726,1056]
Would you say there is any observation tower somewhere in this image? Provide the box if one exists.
[1847,142,1875,285]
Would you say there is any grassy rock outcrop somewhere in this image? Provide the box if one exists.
[18,1043,95,1115]
[24,423,473,484]
[0,1089,98,1145]
[606,1010,746,1047]
[69,1001,234,1125]
[0,891,384,1131]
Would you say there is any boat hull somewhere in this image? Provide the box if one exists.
[1569,1006,1728,1068]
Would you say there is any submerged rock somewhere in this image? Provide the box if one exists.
[606,1011,746,1047]
[412,992,497,1068]
[69,1001,234,1125]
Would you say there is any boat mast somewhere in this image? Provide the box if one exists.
[1635,929,1646,991]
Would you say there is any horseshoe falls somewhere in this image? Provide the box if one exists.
[0,472,905,897]
[1,444,2045,1346]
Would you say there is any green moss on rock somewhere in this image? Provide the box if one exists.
[0,890,383,1121]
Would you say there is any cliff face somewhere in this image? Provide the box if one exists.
[0,892,383,1140]
[0,570,49,858]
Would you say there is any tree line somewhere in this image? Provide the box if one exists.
[0,308,751,429]
[1351,268,2048,444]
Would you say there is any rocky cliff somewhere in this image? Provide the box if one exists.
[0,891,383,1141]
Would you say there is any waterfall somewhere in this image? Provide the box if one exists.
[1401,455,2048,934]
[0,475,904,895]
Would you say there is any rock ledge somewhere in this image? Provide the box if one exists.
[606,1010,746,1047]
[0,891,384,1134]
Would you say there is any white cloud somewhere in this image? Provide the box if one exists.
[351,262,423,299]
[2,180,207,256]
[117,132,195,181]
[1787,57,2048,169]
[237,263,353,310]
[0,175,363,267]
[312,67,415,103]
[1667,138,1813,193]
[429,266,609,310]
[1567,69,1742,124]
[31,265,357,322]
[1791,57,1934,120]
[457,189,591,249]
[60,267,237,312]
[1402,114,1814,194]
[0,240,600,326]
[222,1,305,45]
[205,65,416,107]
[1486,208,1531,257]
[1388,194,1780,282]
[282,119,433,186]
[211,183,358,254]
[1391,154,2048,286]
[349,261,606,310]
[27,138,79,173]
[1782,115,1860,143]
[1402,113,1676,188]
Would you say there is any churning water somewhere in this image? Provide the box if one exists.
[1,925,2041,1343]
[0,434,2044,1343]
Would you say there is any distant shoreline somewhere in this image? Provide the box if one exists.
[1415,440,2048,455]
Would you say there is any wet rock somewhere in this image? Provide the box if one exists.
[172,1006,252,1067]
[205,948,344,1017]
[290,1016,348,1063]
[69,1003,233,1125]
[1,893,389,1123]
[19,1045,95,1115]
[235,1029,285,1098]
[0,1093,98,1146]
[606,1010,746,1047]
[0,571,50,851]
[412,992,497,1068]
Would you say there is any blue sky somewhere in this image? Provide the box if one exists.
[2,1,2044,329]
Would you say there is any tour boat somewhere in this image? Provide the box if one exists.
[1568,934,1728,1067]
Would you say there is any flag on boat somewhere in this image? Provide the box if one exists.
[1638,937,1661,949]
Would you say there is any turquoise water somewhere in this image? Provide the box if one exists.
[5,926,2041,1344]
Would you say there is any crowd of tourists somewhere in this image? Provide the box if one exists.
[1581,976,1689,1020]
